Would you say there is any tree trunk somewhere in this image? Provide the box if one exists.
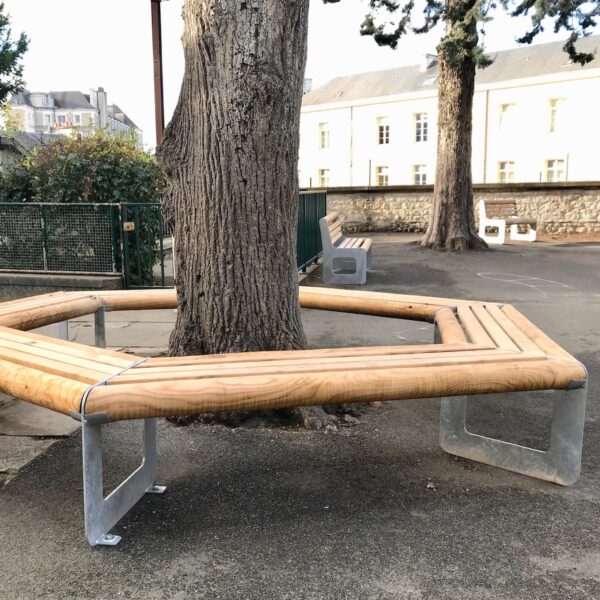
[421,3,488,251]
[157,1,333,428]
[158,0,309,356]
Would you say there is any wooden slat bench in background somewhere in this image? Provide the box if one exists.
[319,212,373,284]
[478,199,537,245]
[0,287,587,546]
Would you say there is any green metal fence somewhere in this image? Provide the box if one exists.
[297,191,327,272]
[0,192,326,287]
[0,203,120,275]
[121,203,171,289]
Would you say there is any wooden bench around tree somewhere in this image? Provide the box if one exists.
[319,212,373,284]
[0,288,587,546]
[478,199,537,245]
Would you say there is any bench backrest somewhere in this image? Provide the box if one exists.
[319,212,344,249]
[479,199,518,220]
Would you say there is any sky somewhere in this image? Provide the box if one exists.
[3,0,597,148]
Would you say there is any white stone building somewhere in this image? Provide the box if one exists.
[8,88,143,147]
[299,36,600,187]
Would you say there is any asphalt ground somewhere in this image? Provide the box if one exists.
[1,234,599,599]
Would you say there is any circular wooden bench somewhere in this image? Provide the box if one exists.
[0,287,587,545]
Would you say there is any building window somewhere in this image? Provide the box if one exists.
[376,166,389,186]
[57,115,66,125]
[499,103,516,127]
[549,98,565,133]
[497,161,515,183]
[318,168,330,187]
[43,114,51,126]
[377,117,390,145]
[74,114,81,125]
[545,159,565,182]
[415,113,428,142]
[413,165,428,185]
[318,123,330,149]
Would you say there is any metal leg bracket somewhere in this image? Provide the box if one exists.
[439,385,587,486]
[94,306,106,349]
[82,418,165,546]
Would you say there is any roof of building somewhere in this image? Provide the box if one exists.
[303,35,600,106]
[11,90,95,110]
[50,91,95,110]
[108,104,140,131]
[0,131,52,155]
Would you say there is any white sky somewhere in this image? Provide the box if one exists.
[4,0,597,148]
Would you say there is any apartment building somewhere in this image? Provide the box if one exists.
[8,87,143,147]
[299,36,600,187]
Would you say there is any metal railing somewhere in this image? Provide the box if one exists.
[0,192,327,287]
[297,191,327,272]
[0,203,119,275]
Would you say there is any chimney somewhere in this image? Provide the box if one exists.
[90,87,108,128]
[420,53,437,73]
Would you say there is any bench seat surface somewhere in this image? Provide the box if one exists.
[0,288,585,422]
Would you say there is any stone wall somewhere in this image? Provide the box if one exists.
[320,183,600,235]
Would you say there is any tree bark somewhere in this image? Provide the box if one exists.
[158,0,309,356]
[421,2,488,251]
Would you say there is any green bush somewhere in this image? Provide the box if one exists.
[0,131,165,285]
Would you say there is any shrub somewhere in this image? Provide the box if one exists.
[0,131,165,285]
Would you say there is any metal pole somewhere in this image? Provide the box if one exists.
[151,0,165,146]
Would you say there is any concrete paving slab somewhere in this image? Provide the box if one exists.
[0,399,80,437]
[0,436,56,475]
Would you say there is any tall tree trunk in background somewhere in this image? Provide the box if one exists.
[158,1,309,358]
[421,1,487,251]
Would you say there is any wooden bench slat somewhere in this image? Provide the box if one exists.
[0,297,104,331]
[87,358,587,422]
[501,305,574,359]
[329,224,342,238]
[0,326,138,367]
[0,293,93,316]
[136,348,506,374]
[143,341,486,368]
[361,239,373,252]
[0,335,130,375]
[111,350,537,385]
[299,286,478,308]
[0,344,110,384]
[436,307,468,345]
[0,358,88,416]
[456,306,496,347]
[485,305,544,355]
[0,291,68,311]
[471,305,520,351]
[505,217,537,225]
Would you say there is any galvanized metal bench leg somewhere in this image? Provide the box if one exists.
[58,320,69,341]
[439,385,587,485]
[94,306,106,349]
[82,418,166,546]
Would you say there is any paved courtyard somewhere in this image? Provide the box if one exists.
[1,234,599,599]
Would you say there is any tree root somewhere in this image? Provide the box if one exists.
[420,232,489,251]
[166,403,376,430]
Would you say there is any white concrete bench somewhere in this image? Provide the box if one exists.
[319,212,372,284]
[478,199,537,245]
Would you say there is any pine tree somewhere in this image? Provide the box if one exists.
[0,2,28,107]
